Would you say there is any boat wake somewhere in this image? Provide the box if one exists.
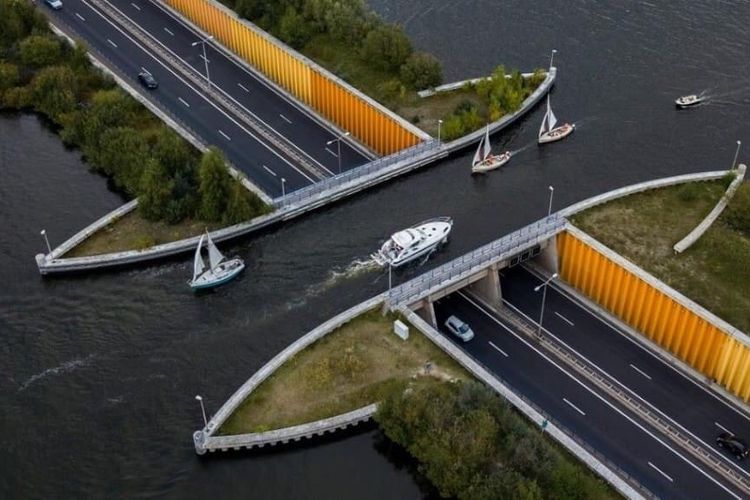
[18,354,95,391]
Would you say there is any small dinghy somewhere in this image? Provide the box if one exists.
[675,94,704,108]
[372,217,453,268]
[538,95,575,144]
[471,125,511,174]
[188,231,245,290]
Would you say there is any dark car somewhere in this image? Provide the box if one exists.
[138,71,158,90]
[716,432,749,460]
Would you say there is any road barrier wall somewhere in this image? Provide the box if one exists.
[557,226,750,402]
[161,0,426,155]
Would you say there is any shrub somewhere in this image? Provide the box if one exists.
[19,35,62,68]
[361,24,412,72]
[0,62,20,91]
[724,182,750,235]
[29,65,78,123]
[133,234,156,250]
[400,51,442,90]
[198,147,232,222]
[278,6,312,49]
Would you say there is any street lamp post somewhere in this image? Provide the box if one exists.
[534,273,558,338]
[731,140,742,169]
[281,177,286,202]
[191,35,214,90]
[326,131,350,174]
[388,263,393,294]
[549,49,557,70]
[195,395,207,427]
[547,185,555,217]
[40,229,51,254]
[437,119,443,144]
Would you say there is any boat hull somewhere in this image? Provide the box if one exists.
[472,153,511,174]
[372,218,452,267]
[190,258,245,290]
[675,99,702,108]
[539,123,575,144]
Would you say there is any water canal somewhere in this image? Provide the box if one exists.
[2,0,750,497]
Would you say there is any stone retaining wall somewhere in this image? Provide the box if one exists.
[194,294,386,454]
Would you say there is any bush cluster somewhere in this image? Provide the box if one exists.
[376,380,614,500]
[0,0,269,225]
[226,0,442,90]
[440,66,545,141]
[725,182,750,236]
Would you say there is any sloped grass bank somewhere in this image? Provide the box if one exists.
[219,309,469,434]
[571,178,750,333]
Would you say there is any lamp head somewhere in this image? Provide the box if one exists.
[195,395,202,401]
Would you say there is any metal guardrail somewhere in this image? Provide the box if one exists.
[497,301,750,497]
[93,0,328,181]
[387,214,566,308]
[277,138,440,206]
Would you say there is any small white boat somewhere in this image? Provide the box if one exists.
[675,94,703,108]
[471,125,511,174]
[538,95,575,144]
[188,231,245,290]
[372,217,453,267]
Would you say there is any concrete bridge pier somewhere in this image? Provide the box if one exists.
[538,236,559,276]
[468,264,502,310]
[414,299,438,328]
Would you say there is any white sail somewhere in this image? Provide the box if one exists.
[482,125,492,160]
[539,96,558,138]
[206,231,225,270]
[472,134,485,166]
[192,234,206,281]
[547,104,558,131]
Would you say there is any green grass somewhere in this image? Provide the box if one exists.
[218,308,470,435]
[571,179,750,333]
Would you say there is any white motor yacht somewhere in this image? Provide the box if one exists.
[372,217,453,267]
[675,94,703,108]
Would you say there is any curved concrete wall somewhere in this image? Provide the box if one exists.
[194,294,386,454]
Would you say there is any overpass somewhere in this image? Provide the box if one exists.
[385,172,750,499]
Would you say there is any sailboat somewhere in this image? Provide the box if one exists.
[538,95,575,144]
[188,231,245,290]
[471,125,511,174]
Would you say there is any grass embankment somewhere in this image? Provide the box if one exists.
[571,178,750,333]
[65,211,224,256]
[218,308,469,434]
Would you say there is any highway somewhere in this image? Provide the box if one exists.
[433,289,748,499]
[43,0,369,197]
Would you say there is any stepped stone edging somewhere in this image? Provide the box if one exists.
[399,307,648,500]
[194,293,386,454]
[674,164,746,253]
[36,69,556,274]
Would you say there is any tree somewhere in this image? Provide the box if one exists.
[97,127,150,195]
[29,65,77,123]
[278,6,312,49]
[80,89,137,163]
[360,24,412,71]
[0,62,20,91]
[198,147,231,221]
[138,158,174,221]
[234,0,265,20]
[223,180,255,224]
[400,52,442,90]
[19,35,62,68]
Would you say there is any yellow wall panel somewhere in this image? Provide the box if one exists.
[558,230,750,403]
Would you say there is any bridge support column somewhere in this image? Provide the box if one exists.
[539,236,559,275]
[415,299,437,328]
[469,265,502,310]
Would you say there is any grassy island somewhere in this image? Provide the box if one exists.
[571,177,750,333]
[219,309,469,434]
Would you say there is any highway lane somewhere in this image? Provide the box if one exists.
[433,292,744,499]
[501,265,750,478]
[47,0,318,197]
[118,0,369,173]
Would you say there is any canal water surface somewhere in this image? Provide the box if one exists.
[2,0,749,497]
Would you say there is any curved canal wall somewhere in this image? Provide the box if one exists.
[36,69,556,274]
[194,294,386,454]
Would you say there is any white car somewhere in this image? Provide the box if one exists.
[44,0,63,10]
[445,315,474,342]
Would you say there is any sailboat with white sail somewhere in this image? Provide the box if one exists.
[538,95,575,144]
[471,125,511,174]
[188,231,245,290]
